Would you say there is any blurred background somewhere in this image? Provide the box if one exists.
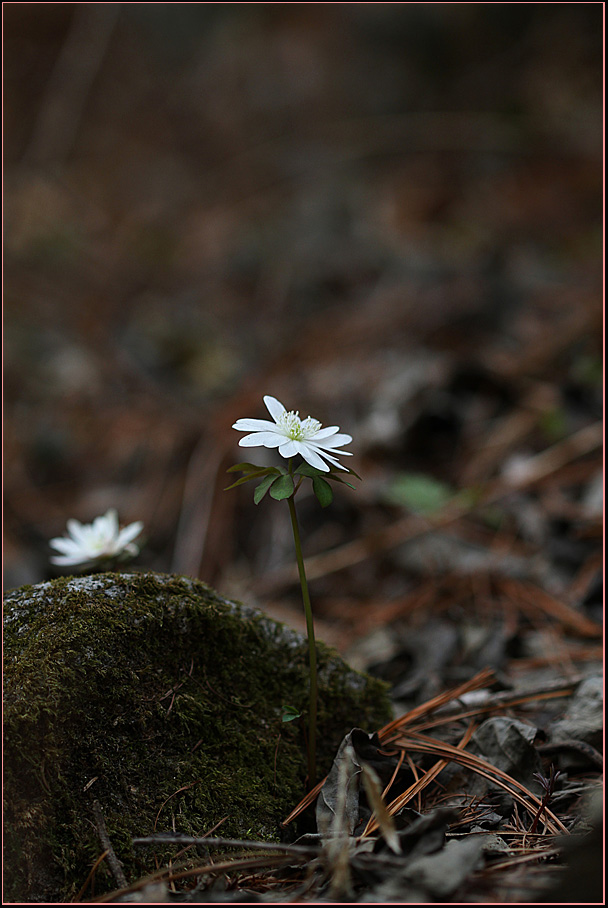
[3,4,603,677]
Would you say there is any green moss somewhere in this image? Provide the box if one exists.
[3,572,391,901]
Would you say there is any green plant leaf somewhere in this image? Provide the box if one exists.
[269,473,294,501]
[332,464,362,481]
[293,463,326,479]
[312,476,333,508]
[253,474,279,504]
[294,462,360,488]
[383,472,456,514]
[281,705,302,723]
[227,463,283,476]
[294,462,361,483]
[325,474,356,489]
[226,462,266,474]
[224,469,273,491]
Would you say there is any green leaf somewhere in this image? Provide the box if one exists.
[326,463,362,481]
[226,462,266,474]
[253,474,279,504]
[281,705,302,723]
[293,463,326,479]
[383,472,456,514]
[312,476,333,508]
[227,463,283,476]
[269,473,294,501]
[224,469,273,491]
[294,462,361,481]
[326,474,356,489]
[294,461,360,487]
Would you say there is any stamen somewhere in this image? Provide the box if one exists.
[301,416,321,435]
[278,410,321,440]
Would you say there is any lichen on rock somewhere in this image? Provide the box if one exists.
[3,571,391,902]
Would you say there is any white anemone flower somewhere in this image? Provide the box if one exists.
[232,395,353,472]
[49,509,144,569]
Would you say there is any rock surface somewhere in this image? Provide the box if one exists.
[3,571,391,902]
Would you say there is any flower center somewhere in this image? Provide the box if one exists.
[279,410,321,441]
[88,530,112,553]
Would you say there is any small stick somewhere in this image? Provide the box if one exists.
[95,854,304,903]
[92,799,128,889]
[133,835,321,857]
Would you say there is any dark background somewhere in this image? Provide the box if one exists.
[4,4,603,657]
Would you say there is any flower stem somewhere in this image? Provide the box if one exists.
[286,487,317,788]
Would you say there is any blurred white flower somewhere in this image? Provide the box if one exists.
[49,509,143,569]
[232,395,352,472]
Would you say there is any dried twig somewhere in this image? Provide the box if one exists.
[386,732,569,835]
[133,834,321,857]
[94,854,303,903]
[377,668,496,740]
[498,578,602,638]
[73,849,109,902]
[91,800,128,890]
[412,677,582,731]
[153,780,202,831]
[362,723,475,838]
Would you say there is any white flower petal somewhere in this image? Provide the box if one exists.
[320,446,352,457]
[277,440,300,458]
[117,521,144,548]
[263,395,287,423]
[104,509,119,535]
[91,514,109,538]
[309,426,340,440]
[66,519,89,545]
[232,418,280,432]
[50,553,91,566]
[238,431,285,447]
[307,445,344,468]
[76,528,98,550]
[49,537,84,555]
[299,446,331,471]
[314,433,352,449]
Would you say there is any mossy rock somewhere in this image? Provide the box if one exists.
[3,571,391,902]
